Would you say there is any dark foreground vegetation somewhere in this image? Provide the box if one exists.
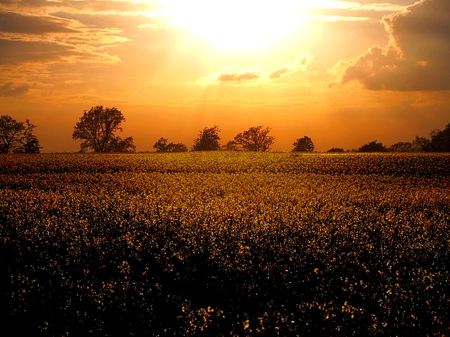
[1,152,449,336]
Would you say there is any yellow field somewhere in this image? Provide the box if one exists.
[1,152,449,336]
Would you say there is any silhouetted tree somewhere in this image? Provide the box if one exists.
[223,140,239,151]
[411,136,430,152]
[153,138,188,153]
[0,115,24,153]
[107,136,136,152]
[166,142,188,152]
[153,138,169,152]
[0,115,41,153]
[389,136,431,152]
[192,126,221,151]
[19,120,41,153]
[234,126,274,152]
[292,136,314,152]
[326,147,345,153]
[358,140,387,152]
[389,142,413,152]
[426,124,450,152]
[72,106,135,152]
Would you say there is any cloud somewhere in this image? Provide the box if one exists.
[216,68,261,83]
[270,52,314,79]
[0,11,75,34]
[298,1,410,24]
[0,10,128,67]
[0,40,72,65]
[194,53,314,85]
[336,0,450,91]
[0,82,29,97]
[0,0,162,15]
[0,0,163,68]
[304,2,407,22]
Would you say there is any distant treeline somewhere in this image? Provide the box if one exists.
[1,107,449,153]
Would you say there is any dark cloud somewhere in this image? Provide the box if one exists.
[52,11,161,31]
[0,11,75,34]
[338,0,450,90]
[0,0,48,8]
[0,2,156,69]
[0,40,73,64]
[0,0,161,13]
[217,71,260,82]
[0,82,29,97]
[72,0,161,13]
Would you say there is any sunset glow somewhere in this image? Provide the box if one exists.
[0,0,449,153]
[168,0,310,50]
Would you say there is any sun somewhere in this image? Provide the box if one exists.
[167,0,310,50]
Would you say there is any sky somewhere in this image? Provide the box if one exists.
[0,0,449,152]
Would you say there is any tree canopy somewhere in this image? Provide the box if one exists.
[4,107,448,153]
[72,106,135,153]
[326,147,345,153]
[234,126,274,152]
[0,115,41,153]
[153,137,188,152]
[192,126,221,151]
[292,136,315,152]
[358,140,387,153]
[427,124,450,152]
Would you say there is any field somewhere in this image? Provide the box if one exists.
[1,152,449,336]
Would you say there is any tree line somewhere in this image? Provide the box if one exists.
[1,106,449,153]
[0,115,41,153]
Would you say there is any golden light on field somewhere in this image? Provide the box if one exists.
[1,0,449,153]
[167,0,311,50]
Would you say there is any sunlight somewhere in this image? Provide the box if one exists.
[167,0,312,50]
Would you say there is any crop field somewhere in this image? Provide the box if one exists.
[1,152,450,336]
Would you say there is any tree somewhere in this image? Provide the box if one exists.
[153,137,187,152]
[0,115,24,153]
[327,147,345,153]
[389,136,431,152]
[411,136,430,152]
[166,142,188,152]
[192,126,221,151]
[72,106,135,152]
[153,137,169,152]
[292,136,314,152]
[358,140,387,152]
[107,136,136,152]
[19,120,41,153]
[234,126,274,152]
[388,142,413,152]
[223,140,239,151]
[0,115,41,153]
[426,124,450,152]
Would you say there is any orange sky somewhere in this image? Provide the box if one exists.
[0,0,449,152]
